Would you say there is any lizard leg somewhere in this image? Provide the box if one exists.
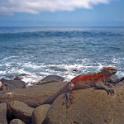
[63,90,74,108]
[95,82,114,95]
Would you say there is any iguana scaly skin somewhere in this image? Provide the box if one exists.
[63,67,117,108]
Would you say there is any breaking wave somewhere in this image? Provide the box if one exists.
[0,56,124,86]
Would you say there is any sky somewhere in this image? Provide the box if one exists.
[0,0,123,27]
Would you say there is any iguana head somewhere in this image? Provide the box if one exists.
[101,67,117,75]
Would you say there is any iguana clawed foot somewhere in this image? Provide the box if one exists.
[62,92,74,108]
[106,88,114,95]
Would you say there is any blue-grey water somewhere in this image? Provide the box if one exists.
[0,27,124,85]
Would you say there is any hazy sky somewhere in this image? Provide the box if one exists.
[0,0,123,27]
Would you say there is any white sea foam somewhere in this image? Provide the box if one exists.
[1,56,18,61]
[0,56,123,86]
[23,62,42,69]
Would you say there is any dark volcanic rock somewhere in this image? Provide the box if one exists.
[8,101,34,121]
[10,119,25,124]
[36,75,64,85]
[0,81,3,90]
[0,82,67,107]
[0,79,26,90]
[32,104,51,124]
[13,77,22,80]
[47,85,124,124]
[0,103,8,124]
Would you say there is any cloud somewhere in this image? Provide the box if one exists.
[0,0,111,15]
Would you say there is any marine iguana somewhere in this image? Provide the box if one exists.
[63,67,118,108]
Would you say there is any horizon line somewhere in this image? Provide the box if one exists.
[0,26,124,28]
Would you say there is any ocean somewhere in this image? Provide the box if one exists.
[0,27,124,85]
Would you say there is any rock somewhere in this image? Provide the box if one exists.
[10,119,25,124]
[0,81,3,90]
[32,104,51,124]
[47,85,124,124]
[37,75,64,85]
[0,103,8,124]
[14,77,22,80]
[0,82,67,107]
[0,79,26,90]
[8,101,34,121]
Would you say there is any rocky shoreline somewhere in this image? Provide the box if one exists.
[1,75,124,124]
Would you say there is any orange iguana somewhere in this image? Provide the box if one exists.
[63,67,117,108]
